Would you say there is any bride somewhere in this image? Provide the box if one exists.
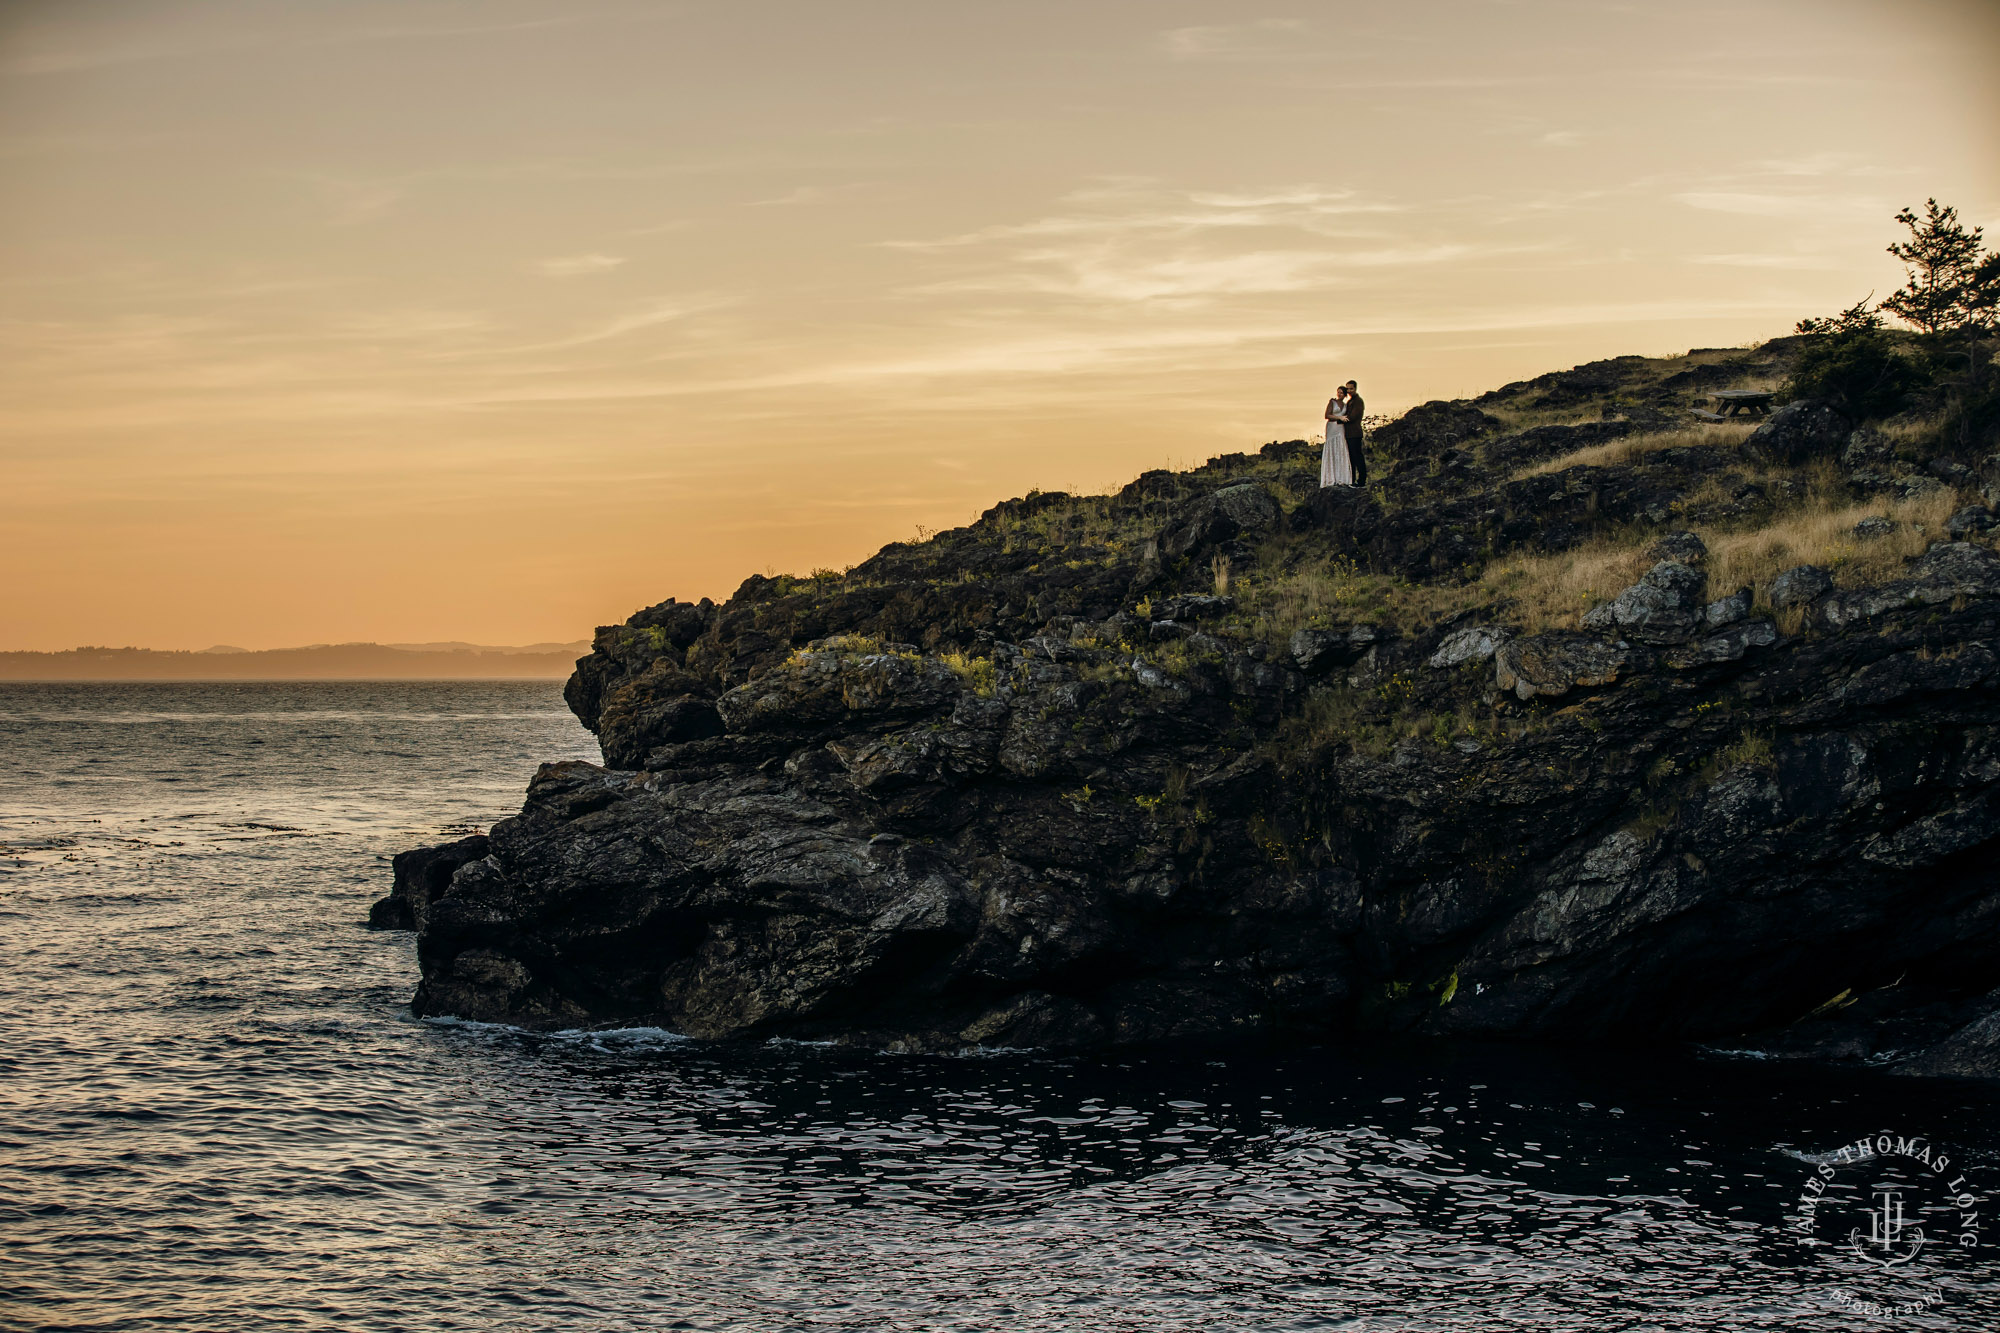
[1321,386,1353,487]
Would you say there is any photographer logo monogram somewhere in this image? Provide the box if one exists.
[1791,1133,1984,1318]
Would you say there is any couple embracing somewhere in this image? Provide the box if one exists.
[1320,380,1366,488]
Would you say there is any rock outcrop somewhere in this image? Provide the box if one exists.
[1743,399,1850,466]
[381,342,2000,1078]
[368,834,489,932]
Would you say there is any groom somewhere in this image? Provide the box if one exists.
[1340,379,1367,486]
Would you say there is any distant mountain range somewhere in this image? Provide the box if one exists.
[0,641,593,680]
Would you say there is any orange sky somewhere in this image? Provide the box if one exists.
[3,0,1996,651]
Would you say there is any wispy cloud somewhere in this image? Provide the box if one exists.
[1690,252,1839,270]
[292,173,403,226]
[478,299,723,357]
[329,309,497,341]
[2,12,583,76]
[1674,191,1886,218]
[884,183,1452,305]
[1,30,266,76]
[334,17,581,46]
[920,243,1480,303]
[1750,151,1903,179]
[535,253,628,277]
[453,295,1823,406]
[0,130,182,160]
[884,184,1396,252]
[748,186,826,208]
[1157,20,1310,62]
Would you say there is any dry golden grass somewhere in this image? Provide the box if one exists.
[1706,486,1964,605]
[1479,482,1972,632]
[1481,404,1600,433]
[1229,545,1488,649]
[1514,422,1757,479]
[1229,451,1973,642]
[1876,413,1948,449]
[1478,539,1655,632]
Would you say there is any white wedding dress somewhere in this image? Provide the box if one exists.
[1321,400,1354,487]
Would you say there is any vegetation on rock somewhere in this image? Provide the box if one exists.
[382,206,2000,1078]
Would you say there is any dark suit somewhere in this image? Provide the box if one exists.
[1342,394,1367,486]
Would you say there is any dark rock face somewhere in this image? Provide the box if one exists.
[1950,505,1997,540]
[1648,530,1708,564]
[1155,594,1236,622]
[398,567,2000,1063]
[384,342,2000,1077]
[1374,400,1502,455]
[1854,515,1897,540]
[368,834,490,932]
[1843,429,1893,470]
[1818,542,2000,628]
[1583,560,1707,643]
[1428,625,1509,669]
[1160,483,1279,559]
[1493,631,1630,699]
[1744,400,1849,466]
[1291,624,1387,676]
[1704,588,1753,628]
[1898,993,2000,1080]
[1769,565,1833,609]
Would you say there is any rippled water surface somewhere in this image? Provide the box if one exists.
[3,680,1998,1331]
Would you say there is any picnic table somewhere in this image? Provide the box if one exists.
[1690,390,1774,423]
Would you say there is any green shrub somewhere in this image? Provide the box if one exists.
[1787,300,1926,420]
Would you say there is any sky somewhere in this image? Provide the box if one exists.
[2,0,1996,651]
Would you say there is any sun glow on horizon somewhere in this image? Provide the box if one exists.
[1,0,1995,650]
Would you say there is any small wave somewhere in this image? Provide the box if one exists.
[422,1015,695,1052]
[547,1025,692,1050]
[419,1014,526,1036]
[942,1043,1038,1058]
[1694,1044,1790,1061]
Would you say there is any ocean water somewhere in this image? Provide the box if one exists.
[2,680,1997,1332]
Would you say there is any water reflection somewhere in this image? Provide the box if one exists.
[1,683,1995,1332]
[418,1024,1997,1331]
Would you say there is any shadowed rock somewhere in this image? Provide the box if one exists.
[1160,483,1279,558]
[369,834,491,932]
[1428,625,1510,670]
[1493,632,1630,700]
[1583,560,1708,644]
[1647,531,1708,564]
[1703,587,1753,628]
[1853,515,1897,540]
[381,342,2000,1080]
[1769,565,1833,609]
[1949,505,1996,540]
[1744,399,1849,467]
[1292,624,1388,676]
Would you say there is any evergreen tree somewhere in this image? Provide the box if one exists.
[1966,251,2000,334]
[1795,298,1884,338]
[1880,199,1985,334]
[1786,298,1918,420]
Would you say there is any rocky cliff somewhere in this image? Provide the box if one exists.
[375,342,2000,1078]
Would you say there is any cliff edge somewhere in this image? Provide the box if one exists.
[375,342,2000,1077]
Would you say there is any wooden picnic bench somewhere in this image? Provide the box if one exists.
[1691,390,1774,423]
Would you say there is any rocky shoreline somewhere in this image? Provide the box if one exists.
[373,343,2000,1079]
